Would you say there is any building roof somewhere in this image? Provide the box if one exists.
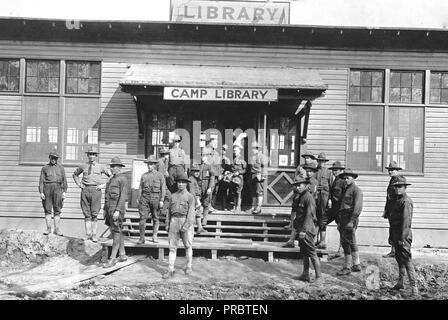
[119,64,327,90]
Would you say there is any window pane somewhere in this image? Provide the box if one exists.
[360,72,371,86]
[401,88,411,103]
[347,106,383,171]
[412,88,422,103]
[349,86,360,102]
[430,88,441,103]
[64,98,100,162]
[390,71,423,104]
[430,73,441,88]
[0,59,20,92]
[401,73,412,87]
[371,87,382,102]
[350,71,361,86]
[442,89,448,104]
[442,74,448,88]
[350,70,383,103]
[22,97,59,162]
[360,87,371,102]
[390,72,401,87]
[26,60,60,93]
[372,72,383,86]
[388,107,424,172]
[66,61,101,94]
[390,87,401,102]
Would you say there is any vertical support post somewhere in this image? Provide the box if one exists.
[215,221,221,239]
[211,249,218,260]
[158,248,165,261]
[268,251,274,262]
[263,222,268,242]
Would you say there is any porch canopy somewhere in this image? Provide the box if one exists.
[119,63,327,92]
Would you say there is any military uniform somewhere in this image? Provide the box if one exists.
[39,162,67,217]
[188,173,202,220]
[138,165,166,243]
[385,175,401,244]
[197,162,215,225]
[228,155,247,210]
[104,171,128,234]
[328,174,346,224]
[73,162,110,221]
[168,145,187,192]
[316,165,332,231]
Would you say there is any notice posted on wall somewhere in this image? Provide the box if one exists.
[131,158,148,189]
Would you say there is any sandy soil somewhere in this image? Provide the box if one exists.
[1,229,447,300]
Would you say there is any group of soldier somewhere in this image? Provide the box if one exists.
[38,137,417,294]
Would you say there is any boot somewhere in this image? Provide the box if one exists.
[337,254,352,275]
[53,215,63,236]
[202,208,209,227]
[152,220,160,243]
[196,217,206,234]
[383,246,396,258]
[91,220,98,242]
[298,257,311,282]
[235,196,242,212]
[245,197,257,214]
[311,256,322,281]
[393,264,406,290]
[84,220,92,240]
[252,196,263,214]
[316,231,327,249]
[137,220,146,244]
[162,270,175,279]
[103,258,117,268]
[43,215,52,235]
[406,262,419,295]
[351,251,361,272]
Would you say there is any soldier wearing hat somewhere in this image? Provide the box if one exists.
[383,161,403,258]
[73,146,111,242]
[290,176,321,282]
[168,134,188,193]
[246,140,268,214]
[196,149,216,227]
[336,168,363,276]
[136,155,166,244]
[215,143,233,210]
[294,152,317,178]
[103,157,128,268]
[203,137,221,211]
[157,146,172,220]
[188,163,207,234]
[228,145,247,212]
[327,161,346,258]
[389,176,418,295]
[315,152,333,249]
[39,150,67,236]
[163,172,196,279]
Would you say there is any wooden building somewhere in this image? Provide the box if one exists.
[1,17,448,248]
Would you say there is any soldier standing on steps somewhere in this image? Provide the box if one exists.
[136,155,166,244]
[73,146,111,242]
[39,150,67,236]
[188,163,207,234]
[157,146,172,221]
[389,176,418,296]
[103,157,128,268]
[315,152,333,250]
[163,172,196,279]
[291,176,321,283]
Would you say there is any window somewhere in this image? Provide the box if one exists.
[269,116,297,167]
[26,60,60,93]
[0,59,20,92]
[22,97,59,161]
[347,106,384,171]
[66,61,101,94]
[149,113,177,156]
[64,98,100,162]
[430,72,448,104]
[390,71,423,103]
[349,70,384,103]
[347,69,425,173]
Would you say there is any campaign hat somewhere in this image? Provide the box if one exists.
[391,176,411,186]
[144,155,158,164]
[329,161,345,170]
[109,156,125,167]
[341,168,358,179]
[385,161,402,171]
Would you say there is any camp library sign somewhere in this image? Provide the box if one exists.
[170,0,290,25]
[163,87,278,101]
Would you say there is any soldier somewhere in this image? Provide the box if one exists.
[157,146,172,220]
[73,146,111,242]
[163,172,196,279]
[291,176,321,282]
[315,152,333,249]
[336,168,363,276]
[327,161,346,258]
[168,135,187,193]
[203,137,221,211]
[389,176,418,295]
[216,144,232,210]
[294,152,317,178]
[39,150,67,236]
[103,157,128,268]
[246,141,268,214]
[229,145,247,212]
[188,163,207,234]
[383,161,403,258]
[136,155,166,244]
[283,162,319,248]
[197,150,216,227]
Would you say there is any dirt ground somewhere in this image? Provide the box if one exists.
[1,229,448,301]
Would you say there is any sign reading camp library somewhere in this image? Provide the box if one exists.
[170,0,290,25]
[163,87,278,101]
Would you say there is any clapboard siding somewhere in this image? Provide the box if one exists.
[0,40,448,241]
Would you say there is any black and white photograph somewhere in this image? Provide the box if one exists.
[0,0,448,308]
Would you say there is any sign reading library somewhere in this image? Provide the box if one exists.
[170,0,290,25]
[164,87,278,101]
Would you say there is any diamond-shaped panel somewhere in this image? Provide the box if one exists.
[270,173,293,201]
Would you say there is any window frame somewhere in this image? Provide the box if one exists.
[25,59,61,94]
[65,60,102,95]
[0,58,20,93]
[347,68,426,175]
[17,59,102,165]
[429,70,448,105]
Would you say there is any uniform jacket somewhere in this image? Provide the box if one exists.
[316,166,332,193]
[339,183,363,224]
[389,193,413,243]
[139,170,166,200]
[188,175,201,197]
[169,189,196,224]
[292,189,318,235]
[73,162,110,187]
[249,152,268,177]
[307,176,318,200]
[384,175,401,219]
[157,157,169,177]
[198,163,215,190]
[330,175,346,205]
[104,172,128,214]
[231,156,247,175]
[169,146,187,166]
[39,163,68,193]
